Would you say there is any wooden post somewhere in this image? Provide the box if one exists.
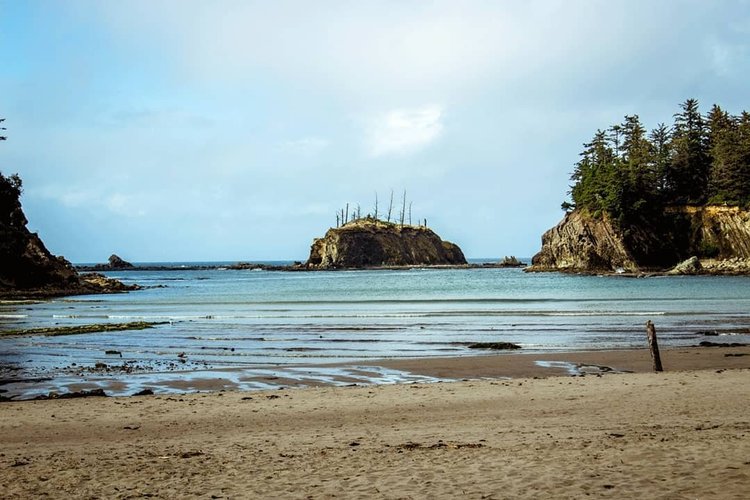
[646,320,663,372]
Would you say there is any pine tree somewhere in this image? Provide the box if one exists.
[736,112,750,205]
[669,99,709,204]
[649,123,672,195]
[706,104,739,203]
[570,130,616,216]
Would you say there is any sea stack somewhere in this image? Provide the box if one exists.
[305,218,467,269]
[93,254,135,270]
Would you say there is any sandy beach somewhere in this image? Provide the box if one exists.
[2,346,750,499]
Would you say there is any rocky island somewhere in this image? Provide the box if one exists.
[0,172,138,298]
[305,218,466,269]
[527,99,750,275]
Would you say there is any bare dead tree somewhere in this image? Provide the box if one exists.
[356,204,361,220]
[336,212,340,228]
[344,203,349,225]
[374,192,379,220]
[399,190,406,226]
[387,190,394,222]
[408,202,412,226]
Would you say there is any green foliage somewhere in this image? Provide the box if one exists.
[0,171,25,227]
[566,100,750,227]
[699,240,720,258]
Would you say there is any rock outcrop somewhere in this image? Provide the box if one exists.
[527,206,750,274]
[667,256,702,275]
[306,219,467,269]
[90,254,135,270]
[106,254,134,269]
[498,256,526,267]
[0,173,138,298]
[527,210,639,273]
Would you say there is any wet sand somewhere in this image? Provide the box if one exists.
[371,344,750,379]
[2,347,750,499]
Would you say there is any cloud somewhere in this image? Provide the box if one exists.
[366,105,444,157]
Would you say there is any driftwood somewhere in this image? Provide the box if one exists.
[646,320,663,372]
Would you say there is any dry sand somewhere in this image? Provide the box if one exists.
[2,347,750,499]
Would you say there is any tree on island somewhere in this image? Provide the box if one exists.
[334,190,428,229]
[566,99,750,228]
[0,119,26,228]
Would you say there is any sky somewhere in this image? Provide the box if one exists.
[1,1,749,262]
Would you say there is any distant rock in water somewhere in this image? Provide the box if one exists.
[527,206,750,274]
[107,254,134,269]
[306,218,467,269]
[498,256,525,267]
[91,254,135,270]
[0,172,138,298]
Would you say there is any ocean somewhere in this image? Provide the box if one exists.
[1,262,749,397]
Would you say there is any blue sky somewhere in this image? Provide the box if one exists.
[1,1,749,262]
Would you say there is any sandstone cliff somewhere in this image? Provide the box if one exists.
[306,219,467,269]
[0,173,137,298]
[527,206,750,274]
[527,211,639,273]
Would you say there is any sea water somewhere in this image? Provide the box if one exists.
[1,264,749,397]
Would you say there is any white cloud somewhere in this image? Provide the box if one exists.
[366,105,444,157]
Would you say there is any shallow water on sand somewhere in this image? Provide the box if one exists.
[2,265,749,397]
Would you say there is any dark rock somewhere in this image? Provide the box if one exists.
[133,389,154,396]
[699,341,749,347]
[467,342,521,350]
[306,219,467,269]
[33,388,108,400]
[107,254,134,269]
[498,256,525,267]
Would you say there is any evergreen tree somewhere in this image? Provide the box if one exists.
[565,100,750,223]
[706,104,740,203]
[649,123,672,195]
[668,99,709,204]
[736,112,750,205]
[617,115,657,222]
[570,130,616,214]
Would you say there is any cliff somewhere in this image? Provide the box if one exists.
[0,173,137,298]
[306,219,467,269]
[527,206,750,274]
